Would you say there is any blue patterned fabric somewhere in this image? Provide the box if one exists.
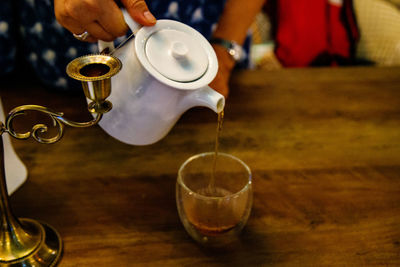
[0,0,17,75]
[16,0,100,90]
[1,0,251,92]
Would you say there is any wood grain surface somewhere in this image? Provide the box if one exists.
[1,66,399,266]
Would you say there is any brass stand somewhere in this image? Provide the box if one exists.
[0,54,121,266]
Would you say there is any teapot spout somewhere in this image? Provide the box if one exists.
[181,86,225,114]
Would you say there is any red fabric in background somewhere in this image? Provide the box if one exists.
[275,0,328,67]
[270,0,359,67]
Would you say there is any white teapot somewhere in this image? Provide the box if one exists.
[96,10,225,145]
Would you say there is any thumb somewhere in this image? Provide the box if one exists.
[120,0,156,26]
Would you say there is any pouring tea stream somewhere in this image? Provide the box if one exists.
[92,10,224,145]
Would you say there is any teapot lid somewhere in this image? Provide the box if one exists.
[135,20,218,89]
[145,29,208,82]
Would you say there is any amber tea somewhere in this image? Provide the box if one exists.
[207,110,224,194]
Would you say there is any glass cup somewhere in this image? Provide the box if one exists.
[176,152,252,246]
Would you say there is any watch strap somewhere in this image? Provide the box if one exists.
[210,38,245,62]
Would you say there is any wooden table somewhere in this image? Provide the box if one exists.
[1,66,400,266]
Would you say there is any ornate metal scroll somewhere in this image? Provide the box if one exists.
[3,104,102,144]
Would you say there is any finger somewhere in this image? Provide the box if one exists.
[56,0,96,30]
[96,1,128,37]
[121,0,156,26]
[54,0,81,32]
[83,36,98,43]
[63,0,102,25]
[55,0,119,42]
[85,21,115,42]
[54,14,93,42]
[54,0,93,37]
[57,16,85,35]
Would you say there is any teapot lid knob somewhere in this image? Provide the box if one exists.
[171,42,188,61]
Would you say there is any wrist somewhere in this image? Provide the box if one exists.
[212,44,236,73]
[210,38,246,64]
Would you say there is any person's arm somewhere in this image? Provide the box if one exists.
[210,0,266,97]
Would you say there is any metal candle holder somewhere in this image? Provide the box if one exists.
[0,54,121,266]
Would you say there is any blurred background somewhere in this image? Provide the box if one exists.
[1,0,399,90]
[250,0,400,69]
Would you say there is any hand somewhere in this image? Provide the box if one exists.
[54,0,156,42]
[209,44,236,98]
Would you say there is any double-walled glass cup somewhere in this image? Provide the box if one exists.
[176,152,252,246]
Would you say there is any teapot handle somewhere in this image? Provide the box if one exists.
[98,9,142,53]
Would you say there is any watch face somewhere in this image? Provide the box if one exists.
[210,38,245,63]
[229,43,244,62]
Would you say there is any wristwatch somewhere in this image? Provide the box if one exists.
[210,38,245,63]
